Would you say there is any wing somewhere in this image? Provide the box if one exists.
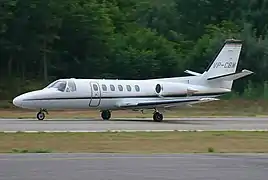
[116,97,219,109]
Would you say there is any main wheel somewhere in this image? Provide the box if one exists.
[101,110,111,120]
[153,112,163,122]
[37,112,45,120]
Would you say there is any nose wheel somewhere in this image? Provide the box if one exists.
[36,109,48,120]
[153,111,163,122]
[37,112,45,120]
[101,110,111,120]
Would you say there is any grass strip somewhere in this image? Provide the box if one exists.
[1,131,268,153]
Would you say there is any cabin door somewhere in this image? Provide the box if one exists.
[89,81,101,107]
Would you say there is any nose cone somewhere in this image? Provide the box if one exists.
[13,96,23,107]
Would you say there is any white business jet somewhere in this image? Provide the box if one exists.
[12,39,253,121]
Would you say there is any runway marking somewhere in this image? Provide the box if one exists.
[0,156,191,161]
[2,129,268,133]
[0,154,247,162]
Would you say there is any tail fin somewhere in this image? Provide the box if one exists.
[204,39,242,78]
[203,39,253,90]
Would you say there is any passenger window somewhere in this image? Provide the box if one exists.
[102,84,107,91]
[135,85,140,92]
[110,85,115,91]
[126,85,131,91]
[93,84,98,91]
[68,80,76,92]
[118,85,123,91]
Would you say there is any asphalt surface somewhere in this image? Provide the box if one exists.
[1,117,268,132]
[0,153,267,180]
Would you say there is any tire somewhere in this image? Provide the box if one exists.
[37,112,45,120]
[153,112,163,122]
[101,110,111,120]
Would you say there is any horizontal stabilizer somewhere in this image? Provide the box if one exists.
[184,70,202,76]
[207,69,254,81]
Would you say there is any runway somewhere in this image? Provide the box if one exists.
[0,153,267,180]
[1,117,268,132]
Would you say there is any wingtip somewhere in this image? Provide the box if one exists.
[241,69,254,74]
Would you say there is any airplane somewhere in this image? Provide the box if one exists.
[12,39,253,122]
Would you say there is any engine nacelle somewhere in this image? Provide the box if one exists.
[154,82,189,97]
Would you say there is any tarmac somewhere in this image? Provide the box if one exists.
[0,153,267,180]
[1,117,268,132]
[1,117,268,180]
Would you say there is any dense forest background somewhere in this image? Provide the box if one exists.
[1,0,268,100]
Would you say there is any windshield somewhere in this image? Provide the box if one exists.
[47,81,67,92]
[46,80,77,92]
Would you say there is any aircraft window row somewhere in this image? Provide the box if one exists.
[97,84,140,92]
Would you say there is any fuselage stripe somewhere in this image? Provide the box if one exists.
[23,92,227,101]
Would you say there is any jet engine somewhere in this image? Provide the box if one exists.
[154,82,190,97]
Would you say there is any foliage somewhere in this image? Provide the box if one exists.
[1,0,268,99]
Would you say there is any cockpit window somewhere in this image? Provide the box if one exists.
[47,81,67,92]
[46,80,77,92]
[68,80,76,92]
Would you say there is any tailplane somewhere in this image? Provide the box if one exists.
[207,69,253,81]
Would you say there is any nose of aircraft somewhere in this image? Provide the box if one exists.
[12,95,23,107]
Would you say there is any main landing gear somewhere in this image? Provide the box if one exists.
[99,109,163,122]
[153,110,163,122]
[36,109,48,120]
[101,110,111,120]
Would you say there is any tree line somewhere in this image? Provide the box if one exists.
[1,0,268,99]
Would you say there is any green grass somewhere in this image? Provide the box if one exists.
[1,131,268,153]
[11,148,52,153]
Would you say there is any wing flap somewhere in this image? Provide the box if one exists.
[117,98,218,108]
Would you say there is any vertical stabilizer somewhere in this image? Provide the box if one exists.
[203,39,243,90]
[204,39,242,79]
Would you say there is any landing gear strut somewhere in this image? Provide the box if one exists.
[101,110,111,120]
[36,109,48,120]
[153,110,163,122]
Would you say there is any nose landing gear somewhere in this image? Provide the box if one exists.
[36,109,48,120]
